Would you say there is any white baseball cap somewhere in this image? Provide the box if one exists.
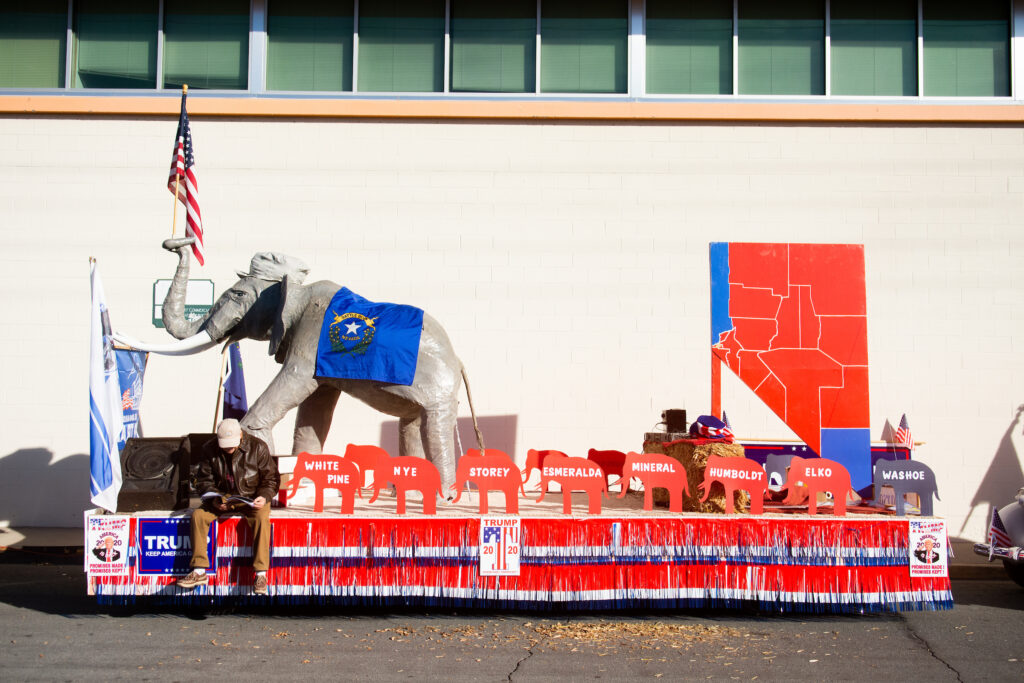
[216,419,242,449]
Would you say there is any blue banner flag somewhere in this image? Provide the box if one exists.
[223,342,248,420]
[115,349,148,452]
[315,288,424,386]
[89,261,123,512]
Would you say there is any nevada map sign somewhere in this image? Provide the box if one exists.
[710,243,871,489]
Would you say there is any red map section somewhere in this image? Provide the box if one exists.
[712,244,868,454]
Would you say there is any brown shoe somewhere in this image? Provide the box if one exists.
[253,573,268,595]
[177,570,208,589]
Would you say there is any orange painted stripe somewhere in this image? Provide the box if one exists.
[1,94,1023,123]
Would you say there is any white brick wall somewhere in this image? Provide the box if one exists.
[0,114,1021,541]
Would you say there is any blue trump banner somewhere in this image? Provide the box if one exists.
[89,260,123,512]
[315,288,424,386]
[136,518,215,575]
[222,342,247,420]
[115,349,148,452]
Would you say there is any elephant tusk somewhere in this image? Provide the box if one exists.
[111,330,218,356]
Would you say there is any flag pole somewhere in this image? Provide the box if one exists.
[171,84,188,238]
[213,343,229,430]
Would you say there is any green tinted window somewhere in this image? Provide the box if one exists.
[0,0,67,88]
[357,0,444,92]
[923,0,1009,97]
[268,0,353,91]
[541,0,627,93]
[646,0,732,95]
[164,0,249,90]
[451,0,535,93]
[75,0,158,89]
[738,0,823,95]
[831,0,916,96]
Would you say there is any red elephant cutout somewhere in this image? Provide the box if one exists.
[536,453,608,515]
[587,448,627,488]
[343,443,385,488]
[279,452,362,514]
[367,449,442,515]
[697,454,768,514]
[612,451,690,513]
[450,449,525,514]
[781,456,853,516]
[522,449,567,489]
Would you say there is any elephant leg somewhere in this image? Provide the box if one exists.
[749,487,764,515]
[919,492,934,517]
[894,488,906,516]
[240,369,319,454]
[421,401,458,493]
[293,384,342,455]
[398,413,426,460]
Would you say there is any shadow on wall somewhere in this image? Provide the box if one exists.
[380,415,519,465]
[961,405,1024,536]
[0,449,92,527]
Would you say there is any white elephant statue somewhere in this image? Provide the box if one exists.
[114,238,481,491]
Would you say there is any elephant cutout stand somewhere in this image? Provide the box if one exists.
[781,457,854,516]
[586,448,627,488]
[613,452,690,513]
[522,449,565,490]
[280,452,362,514]
[698,454,768,514]
[343,443,385,489]
[368,452,443,515]
[872,459,940,516]
[450,449,525,515]
[536,454,608,515]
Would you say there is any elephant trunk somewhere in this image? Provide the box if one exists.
[112,330,217,356]
[161,241,207,340]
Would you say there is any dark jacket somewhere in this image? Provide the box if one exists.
[196,431,279,503]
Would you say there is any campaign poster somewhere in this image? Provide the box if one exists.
[480,517,520,576]
[909,519,948,578]
[136,517,215,576]
[86,515,130,577]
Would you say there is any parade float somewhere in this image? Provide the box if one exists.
[86,239,952,613]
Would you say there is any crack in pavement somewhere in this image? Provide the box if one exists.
[898,614,964,683]
[507,639,537,681]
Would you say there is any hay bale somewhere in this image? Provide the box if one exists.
[643,438,748,513]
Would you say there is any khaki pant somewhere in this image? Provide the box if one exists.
[189,503,272,572]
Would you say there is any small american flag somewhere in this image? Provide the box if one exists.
[167,91,205,265]
[989,508,1013,548]
[895,414,913,449]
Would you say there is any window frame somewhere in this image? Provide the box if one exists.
[0,0,1018,102]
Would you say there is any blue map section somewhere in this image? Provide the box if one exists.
[820,428,872,492]
[709,242,732,345]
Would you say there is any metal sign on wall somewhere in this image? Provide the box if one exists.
[152,279,214,328]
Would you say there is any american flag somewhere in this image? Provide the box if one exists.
[167,92,205,265]
[895,414,913,449]
[989,508,1013,548]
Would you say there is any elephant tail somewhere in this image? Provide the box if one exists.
[460,366,485,451]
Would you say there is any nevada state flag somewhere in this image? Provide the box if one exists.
[315,288,424,386]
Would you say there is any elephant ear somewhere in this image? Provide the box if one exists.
[270,274,304,361]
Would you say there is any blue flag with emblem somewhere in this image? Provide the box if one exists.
[315,288,424,386]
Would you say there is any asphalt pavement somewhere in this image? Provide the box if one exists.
[1,547,1022,682]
